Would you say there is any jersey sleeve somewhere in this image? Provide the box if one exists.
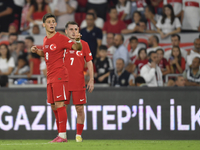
[84,41,93,62]
[61,35,74,50]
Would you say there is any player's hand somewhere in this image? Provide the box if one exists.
[87,78,94,93]
[75,27,82,42]
[31,46,38,53]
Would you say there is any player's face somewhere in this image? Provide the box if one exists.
[65,24,78,39]
[43,17,57,33]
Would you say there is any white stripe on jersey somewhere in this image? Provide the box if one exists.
[63,84,67,100]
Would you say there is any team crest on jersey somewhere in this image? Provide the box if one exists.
[76,51,83,57]
[70,50,75,54]
[50,44,56,51]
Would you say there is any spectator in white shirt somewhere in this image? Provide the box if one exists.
[140,51,163,87]
[121,11,141,34]
[126,36,141,72]
[181,0,200,31]
[54,0,78,32]
[157,4,181,39]
[144,5,160,32]
[113,34,129,68]
[187,38,200,66]
[163,0,182,17]
[0,44,15,76]
[116,0,131,21]
[13,55,30,75]
[106,33,116,60]
[80,8,104,29]
[164,34,187,60]
[146,35,162,54]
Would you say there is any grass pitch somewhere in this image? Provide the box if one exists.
[0,140,199,150]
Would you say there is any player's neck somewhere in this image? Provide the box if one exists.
[46,31,57,39]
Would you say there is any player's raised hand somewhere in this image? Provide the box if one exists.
[31,46,38,53]
[75,27,82,42]
[87,79,94,93]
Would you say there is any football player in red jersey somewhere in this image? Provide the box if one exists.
[31,13,82,143]
[64,21,94,142]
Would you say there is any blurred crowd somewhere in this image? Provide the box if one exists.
[0,0,200,88]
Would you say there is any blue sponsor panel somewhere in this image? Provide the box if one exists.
[0,87,200,139]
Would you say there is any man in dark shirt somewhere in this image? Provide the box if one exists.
[81,13,102,61]
[0,0,14,32]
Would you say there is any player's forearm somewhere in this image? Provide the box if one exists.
[36,50,44,57]
[86,61,94,81]
[72,43,82,51]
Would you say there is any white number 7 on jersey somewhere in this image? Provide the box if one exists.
[70,57,74,65]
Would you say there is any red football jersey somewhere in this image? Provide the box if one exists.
[65,40,93,91]
[134,59,148,74]
[43,32,74,84]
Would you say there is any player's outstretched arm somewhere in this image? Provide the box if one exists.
[72,27,82,51]
[31,46,44,57]
[86,60,94,93]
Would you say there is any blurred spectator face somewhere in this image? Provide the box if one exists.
[87,9,97,19]
[133,12,141,23]
[0,45,8,57]
[17,42,25,51]
[17,58,26,68]
[130,39,138,50]
[172,47,180,57]
[191,57,200,70]
[175,76,185,87]
[36,0,43,4]
[65,24,78,40]
[164,6,171,17]
[106,33,114,47]
[194,39,200,51]
[139,50,147,60]
[151,53,158,64]
[116,59,124,73]
[8,24,17,34]
[139,21,146,31]
[144,7,150,18]
[119,0,126,4]
[25,39,33,49]
[10,42,18,52]
[110,8,118,20]
[32,25,40,35]
[8,35,18,44]
[86,14,95,27]
[171,36,180,46]
[157,50,164,62]
[99,49,107,58]
[114,34,123,48]
[148,36,153,47]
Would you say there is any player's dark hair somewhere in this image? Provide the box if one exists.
[153,35,159,44]
[145,5,155,14]
[171,34,181,41]
[161,4,175,25]
[138,48,147,60]
[99,45,108,51]
[129,36,138,42]
[25,36,35,43]
[65,21,78,29]
[42,13,56,23]
[135,76,146,85]
[156,48,164,55]
[0,44,10,62]
[109,6,116,13]
[86,13,95,19]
